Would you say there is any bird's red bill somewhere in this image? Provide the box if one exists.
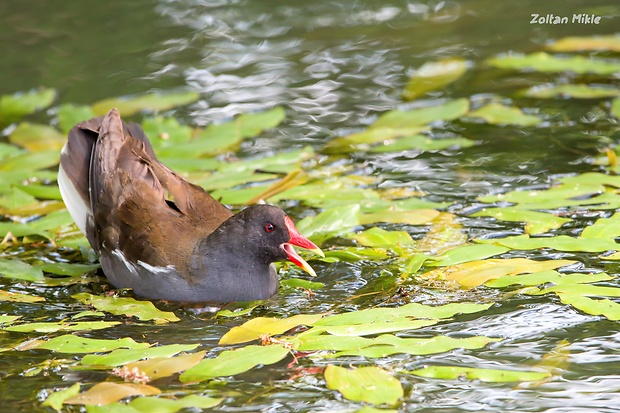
[283,216,324,276]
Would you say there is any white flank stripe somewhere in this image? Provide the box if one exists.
[111,249,138,275]
[58,154,90,236]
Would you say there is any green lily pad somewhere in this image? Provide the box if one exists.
[324,365,403,406]
[281,278,325,290]
[4,321,120,333]
[37,262,100,276]
[91,90,200,116]
[477,235,620,253]
[57,103,96,133]
[15,334,150,353]
[141,116,193,149]
[71,293,179,323]
[8,122,66,151]
[612,97,620,118]
[487,52,620,75]
[409,365,551,382]
[93,395,224,413]
[0,150,60,172]
[523,84,620,99]
[296,204,361,244]
[81,344,200,367]
[548,35,620,52]
[0,315,21,324]
[467,103,540,126]
[14,183,63,200]
[179,345,290,383]
[428,244,510,267]
[0,258,45,281]
[0,88,56,125]
[369,134,474,153]
[119,351,206,382]
[348,227,414,248]
[471,207,571,234]
[485,270,613,288]
[580,212,620,239]
[403,58,468,101]
[42,382,81,412]
[558,293,620,320]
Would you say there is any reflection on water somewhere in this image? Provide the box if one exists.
[1,0,620,411]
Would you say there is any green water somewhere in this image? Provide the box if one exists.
[2,0,620,412]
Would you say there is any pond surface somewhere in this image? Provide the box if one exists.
[1,0,620,412]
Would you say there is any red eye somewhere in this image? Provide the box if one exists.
[264,223,275,233]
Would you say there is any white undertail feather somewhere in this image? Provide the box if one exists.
[58,143,90,236]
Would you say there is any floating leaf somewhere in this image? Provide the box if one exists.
[0,315,21,324]
[613,97,620,118]
[0,290,44,303]
[65,382,161,405]
[295,204,361,244]
[297,334,500,357]
[349,227,414,248]
[14,183,63,200]
[421,258,575,288]
[316,302,492,326]
[322,319,437,336]
[429,244,510,267]
[558,294,620,321]
[477,235,620,253]
[4,321,120,333]
[179,345,290,383]
[115,395,223,413]
[91,90,199,116]
[467,103,540,126]
[325,365,403,406]
[15,334,150,353]
[548,35,620,52]
[524,283,620,298]
[580,212,620,239]
[409,365,551,382]
[360,208,440,225]
[403,58,468,101]
[57,103,95,133]
[0,258,45,281]
[485,270,612,288]
[523,84,620,99]
[141,116,193,149]
[281,278,325,290]
[120,351,206,382]
[72,293,179,323]
[219,313,323,345]
[487,52,620,75]
[471,207,571,234]
[8,123,66,151]
[42,382,81,412]
[81,344,200,367]
[37,262,100,276]
[0,88,56,125]
[369,134,474,153]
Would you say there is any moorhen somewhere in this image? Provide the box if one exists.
[58,108,323,302]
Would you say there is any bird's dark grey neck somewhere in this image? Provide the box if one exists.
[188,233,278,302]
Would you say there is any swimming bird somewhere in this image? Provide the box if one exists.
[58,108,323,302]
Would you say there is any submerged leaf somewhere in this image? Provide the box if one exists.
[179,345,290,383]
[325,365,403,406]
[72,293,179,323]
[409,365,551,382]
[403,58,468,101]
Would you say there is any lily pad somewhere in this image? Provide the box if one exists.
[295,204,361,244]
[0,258,45,281]
[0,88,56,125]
[8,122,66,151]
[548,35,620,52]
[409,365,551,382]
[219,313,323,345]
[4,321,120,333]
[72,293,179,323]
[369,134,474,153]
[466,103,540,126]
[523,84,620,99]
[42,382,81,412]
[0,290,45,303]
[91,90,200,116]
[471,207,571,234]
[558,294,620,321]
[64,382,161,405]
[403,58,468,101]
[57,103,96,133]
[324,365,403,406]
[15,334,150,353]
[485,270,612,288]
[487,52,620,75]
[81,344,200,367]
[477,235,620,253]
[94,395,224,413]
[348,227,414,248]
[179,345,290,383]
[429,244,510,267]
[118,350,206,382]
